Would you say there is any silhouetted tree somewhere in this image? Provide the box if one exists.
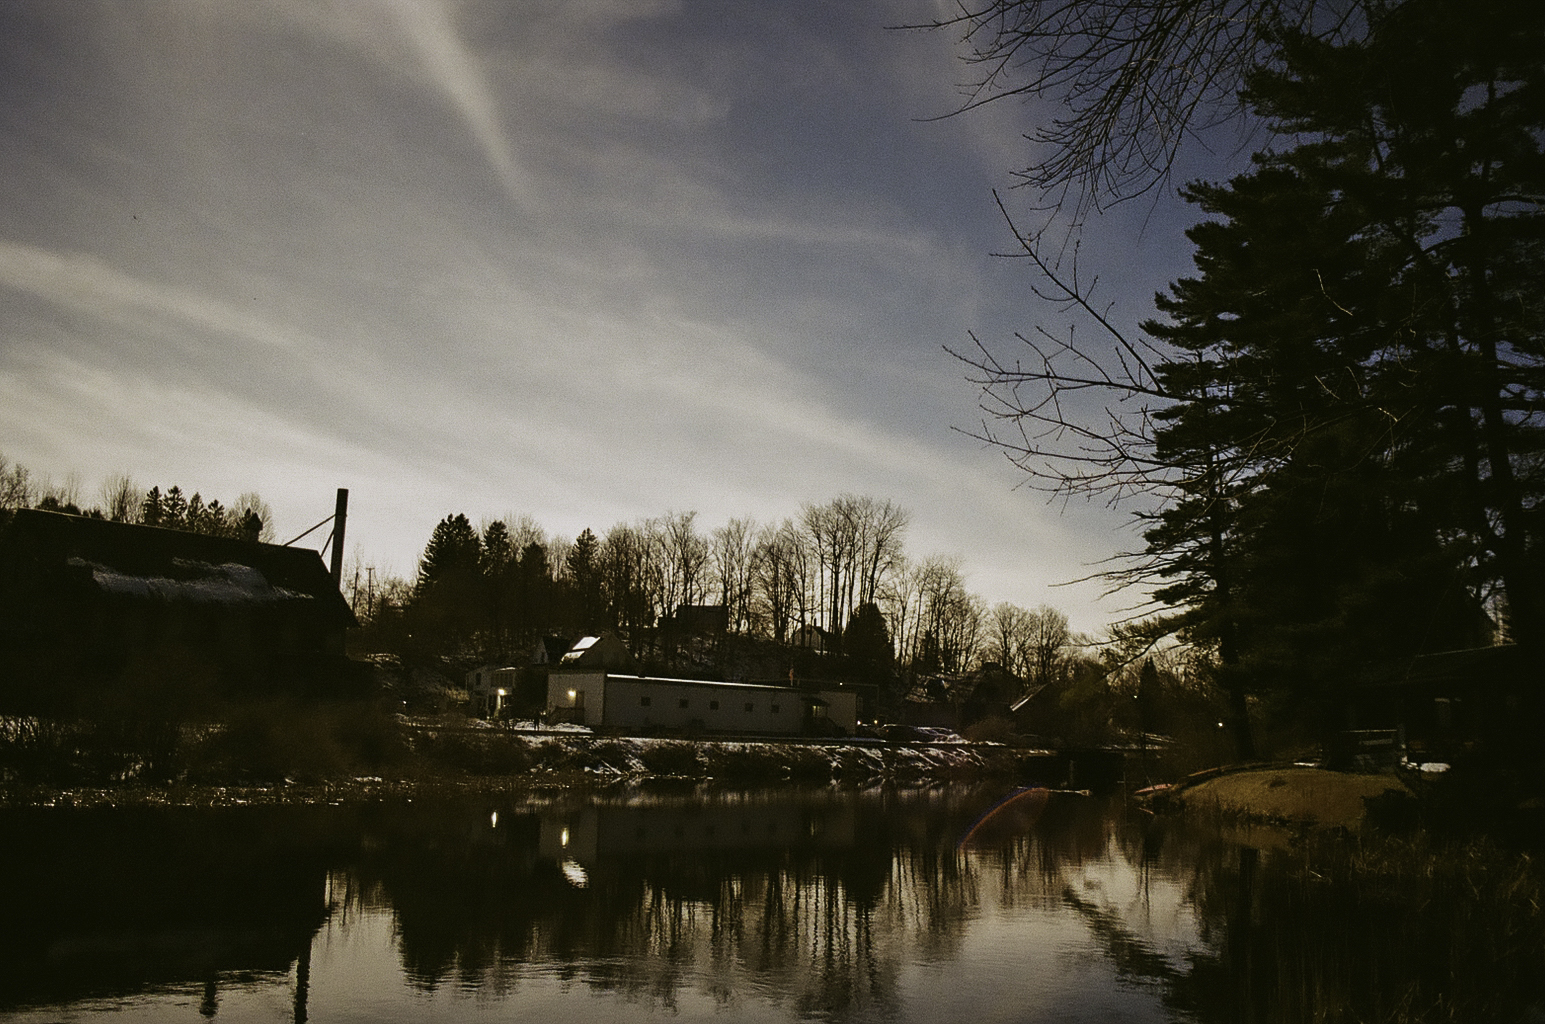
[564,528,605,634]
[843,601,897,700]
[412,513,483,658]
[916,0,1365,221]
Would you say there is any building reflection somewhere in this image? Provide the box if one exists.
[8,787,1537,1022]
[0,805,338,1019]
[348,786,1088,1019]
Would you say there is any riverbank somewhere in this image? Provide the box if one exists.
[1153,764,1414,830]
[0,712,1077,807]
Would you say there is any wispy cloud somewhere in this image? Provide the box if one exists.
[381,0,529,209]
[0,240,302,352]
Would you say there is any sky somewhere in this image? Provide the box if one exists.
[0,0,1225,635]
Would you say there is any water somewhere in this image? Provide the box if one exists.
[1,786,1540,1023]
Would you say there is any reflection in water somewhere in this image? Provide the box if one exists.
[2,787,1541,1022]
[0,806,336,1020]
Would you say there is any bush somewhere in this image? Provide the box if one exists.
[192,698,412,783]
[198,700,348,782]
[413,728,532,775]
[964,717,1018,744]
[638,741,706,778]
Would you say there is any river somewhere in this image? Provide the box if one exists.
[1,784,1540,1022]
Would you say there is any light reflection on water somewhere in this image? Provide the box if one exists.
[0,788,1199,1023]
[4,786,1540,1023]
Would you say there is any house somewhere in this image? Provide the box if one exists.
[791,623,834,654]
[1009,684,1052,735]
[665,604,729,636]
[547,671,805,735]
[899,664,1021,732]
[0,508,359,712]
[1341,645,1538,766]
[466,637,575,716]
[557,632,637,671]
[803,686,861,736]
[466,664,521,717]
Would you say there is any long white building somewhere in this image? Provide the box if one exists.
[545,634,860,736]
[549,671,805,734]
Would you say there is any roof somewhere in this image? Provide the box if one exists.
[0,508,355,626]
[1402,644,1530,686]
[605,673,794,692]
[556,632,636,670]
[1009,685,1049,714]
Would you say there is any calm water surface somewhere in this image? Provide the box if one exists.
[0,785,1539,1023]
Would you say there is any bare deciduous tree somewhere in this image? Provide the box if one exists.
[911,0,1362,221]
[97,473,139,522]
[0,453,34,510]
[711,517,759,634]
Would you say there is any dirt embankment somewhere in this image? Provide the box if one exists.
[1160,765,1413,830]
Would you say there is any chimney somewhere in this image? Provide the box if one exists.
[330,488,348,586]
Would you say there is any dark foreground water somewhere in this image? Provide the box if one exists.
[1,785,1541,1023]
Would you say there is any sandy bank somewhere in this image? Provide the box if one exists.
[1164,765,1413,830]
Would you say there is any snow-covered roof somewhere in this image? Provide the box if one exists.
[561,636,601,663]
[606,674,794,692]
[72,557,311,605]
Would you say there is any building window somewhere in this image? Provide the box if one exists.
[678,698,690,709]
[640,696,652,707]
[709,700,720,711]
[745,702,755,713]
[771,704,780,714]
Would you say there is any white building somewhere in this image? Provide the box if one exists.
[548,671,803,734]
[466,664,520,717]
[545,634,863,736]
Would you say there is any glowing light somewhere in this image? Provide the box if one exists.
[490,811,498,828]
[560,827,570,847]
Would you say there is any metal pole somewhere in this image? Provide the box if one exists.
[330,488,348,586]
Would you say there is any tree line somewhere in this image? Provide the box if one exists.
[0,452,276,542]
[348,495,1091,701]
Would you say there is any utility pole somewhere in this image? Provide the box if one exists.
[329,488,348,587]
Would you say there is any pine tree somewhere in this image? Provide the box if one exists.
[412,514,484,657]
[1135,0,1540,745]
[480,519,516,656]
[564,528,605,633]
[140,486,163,527]
[1243,0,1545,639]
[161,486,187,528]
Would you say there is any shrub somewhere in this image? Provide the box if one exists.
[638,741,706,778]
[964,717,1018,744]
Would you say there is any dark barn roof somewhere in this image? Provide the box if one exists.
[0,509,359,709]
[0,508,354,627]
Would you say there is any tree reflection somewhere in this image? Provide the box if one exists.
[9,787,1540,1022]
[347,787,1022,1019]
[1037,808,1545,1024]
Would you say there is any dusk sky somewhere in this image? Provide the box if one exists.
[0,0,1227,634]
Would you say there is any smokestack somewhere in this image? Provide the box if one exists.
[330,487,348,586]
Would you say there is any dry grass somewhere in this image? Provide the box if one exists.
[1174,766,1413,830]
